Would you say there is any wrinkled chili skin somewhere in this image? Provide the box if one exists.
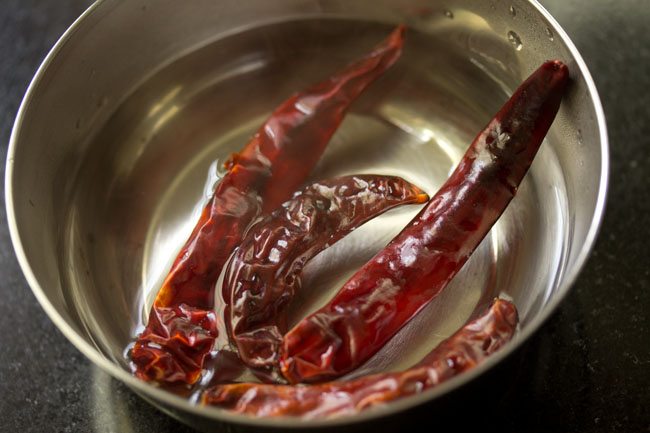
[130,25,407,384]
[224,175,428,373]
[280,60,569,384]
[130,305,217,384]
[202,299,518,418]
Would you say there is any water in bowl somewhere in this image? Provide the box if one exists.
[61,18,568,387]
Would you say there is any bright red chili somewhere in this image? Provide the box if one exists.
[224,175,428,375]
[280,60,569,384]
[130,25,407,384]
[202,299,518,418]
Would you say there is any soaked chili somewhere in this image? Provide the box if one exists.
[202,299,518,418]
[280,60,569,384]
[130,25,407,384]
[224,175,428,374]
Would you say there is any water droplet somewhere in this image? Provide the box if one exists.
[545,26,554,41]
[507,31,523,50]
[443,9,454,19]
[509,5,516,17]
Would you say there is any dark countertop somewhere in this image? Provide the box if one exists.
[0,1,648,432]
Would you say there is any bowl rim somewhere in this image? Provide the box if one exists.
[5,0,609,428]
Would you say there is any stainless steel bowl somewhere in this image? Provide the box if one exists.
[6,0,607,430]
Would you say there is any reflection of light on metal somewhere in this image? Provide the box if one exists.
[197,56,268,96]
[491,223,500,268]
[115,88,184,182]
[380,103,430,141]
[469,57,512,94]
[141,211,200,318]
[152,105,181,133]
[148,86,183,118]
[455,9,491,30]
[545,183,569,306]
[379,103,463,169]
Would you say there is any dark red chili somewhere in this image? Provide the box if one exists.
[202,299,518,418]
[280,60,569,384]
[130,25,407,384]
[224,175,429,374]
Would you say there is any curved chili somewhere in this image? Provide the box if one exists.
[280,60,569,383]
[203,299,518,418]
[224,175,428,373]
[130,25,407,384]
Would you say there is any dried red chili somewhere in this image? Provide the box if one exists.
[202,299,518,418]
[130,25,407,384]
[280,60,569,384]
[224,175,429,374]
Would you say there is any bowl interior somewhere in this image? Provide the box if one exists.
[7,0,606,426]
[61,17,568,374]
